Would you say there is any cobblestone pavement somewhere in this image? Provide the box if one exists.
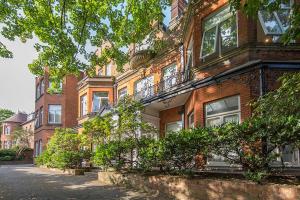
[0,165,166,200]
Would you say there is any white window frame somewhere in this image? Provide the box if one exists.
[258,0,293,36]
[118,87,128,99]
[188,111,195,128]
[273,145,300,167]
[200,5,238,59]
[92,92,109,112]
[205,96,241,127]
[48,105,62,124]
[134,75,154,99]
[105,64,112,76]
[162,64,177,90]
[205,95,241,166]
[165,121,183,134]
[80,94,88,117]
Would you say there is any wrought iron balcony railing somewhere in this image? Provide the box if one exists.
[133,70,192,101]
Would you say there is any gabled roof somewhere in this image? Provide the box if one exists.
[3,112,28,123]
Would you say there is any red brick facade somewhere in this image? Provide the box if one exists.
[34,71,80,155]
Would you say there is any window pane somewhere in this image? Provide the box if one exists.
[49,105,61,123]
[105,64,112,76]
[206,96,239,116]
[92,92,108,111]
[163,64,177,89]
[204,6,232,30]
[223,114,239,124]
[135,76,154,99]
[166,121,182,133]
[202,27,217,57]
[118,87,127,99]
[260,11,282,34]
[206,117,221,127]
[277,10,290,30]
[81,95,87,116]
[220,16,237,51]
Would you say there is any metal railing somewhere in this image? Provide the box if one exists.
[133,70,192,101]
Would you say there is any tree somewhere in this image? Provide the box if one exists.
[82,113,114,148]
[229,0,300,43]
[12,127,33,158]
[0,108,14,124]
[0,0,171,81]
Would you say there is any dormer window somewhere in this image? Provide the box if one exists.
[201,5,237,59]
[258,0,292,36]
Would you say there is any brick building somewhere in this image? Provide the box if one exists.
[34,0,300,167]
[0,112,34,149]
[33,69,80,156]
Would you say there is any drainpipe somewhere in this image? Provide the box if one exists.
[113,83,118,106]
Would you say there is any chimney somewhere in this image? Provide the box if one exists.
[170,0,187,28]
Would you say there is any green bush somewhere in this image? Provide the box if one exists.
[0,149,16,158]
[36,128,91,169]
[0,155,14,161]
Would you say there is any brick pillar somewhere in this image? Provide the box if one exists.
[170,0,187,26]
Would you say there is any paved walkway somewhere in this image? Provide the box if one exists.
[0,165,165,200]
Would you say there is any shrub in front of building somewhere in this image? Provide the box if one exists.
[35,128,91,170]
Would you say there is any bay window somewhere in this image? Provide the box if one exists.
[258,0,292,35]
[48,105,62,124]
[201,5,237,58]
[92,92,109,112]
[134,76,154,100]
[80,94,88,117]
[162,64,177,90]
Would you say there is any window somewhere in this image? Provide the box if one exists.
[39,140,43,155]
[4,125,11,135]
[205,96,240,164]
[49,80,63,93]
[98,68,103,76]
[105,64,112,76]
[186,38,193,69]
[205,95,240,127]
[92,92,109,112]
[201,5,237,58]
[258,0,292,35]
[36,83,41,99]
[35,141,39,156]
[48,105,62,124]
[118,87,127,99]
[35,111,39,128]
[166,121,183,133]
[40,79,45,95]
[134,76,154,100]
[39,107,43,126]
[80,94,88,116]
[188,111,195,128]
[162,64,177,90]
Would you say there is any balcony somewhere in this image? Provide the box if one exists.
[130,39,155,70]
[77,75,114,90]
[134,70,192,102]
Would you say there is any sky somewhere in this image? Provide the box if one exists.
[0,7,171,114]
[0,36,38,113]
